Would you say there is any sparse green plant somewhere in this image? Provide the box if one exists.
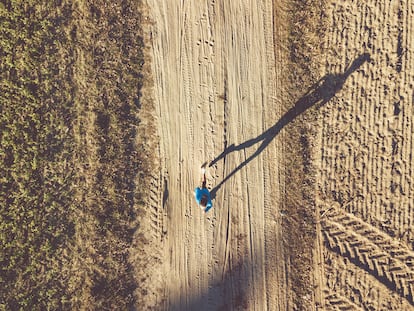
[1,0,152,309]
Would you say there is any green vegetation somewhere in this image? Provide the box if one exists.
[0,1,153,309]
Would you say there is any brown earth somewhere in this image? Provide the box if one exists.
[137,0,414,310]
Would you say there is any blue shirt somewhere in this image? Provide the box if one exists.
[194,187,213,211]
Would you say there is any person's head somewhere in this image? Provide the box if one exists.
[200,195,208,207]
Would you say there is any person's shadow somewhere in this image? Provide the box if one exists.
[209,53,371,199]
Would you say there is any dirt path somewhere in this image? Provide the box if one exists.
[146,1,290,310]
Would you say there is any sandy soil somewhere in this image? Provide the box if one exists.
[139,0,414,310]
[316,0,414,310]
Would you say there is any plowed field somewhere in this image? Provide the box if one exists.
[317,1,414,310]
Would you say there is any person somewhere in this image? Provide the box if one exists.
[194,167,213,212]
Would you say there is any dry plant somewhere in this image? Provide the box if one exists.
[282,0,327,309]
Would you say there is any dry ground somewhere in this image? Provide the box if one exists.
[139,0,414,310]
[317,0,414,310]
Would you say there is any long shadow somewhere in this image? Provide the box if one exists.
[209,53,370,199]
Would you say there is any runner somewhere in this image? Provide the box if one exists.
[194,166,213,212]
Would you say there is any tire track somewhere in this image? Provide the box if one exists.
[324,250,414,311]
[322,216,414,303]
[262,0,289,309]
[323,290,365,311]
[323,207,414,267]
[149,178,162,240]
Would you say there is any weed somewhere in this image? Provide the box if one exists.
[282,0,327,309]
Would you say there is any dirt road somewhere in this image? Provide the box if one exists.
[139,0,414,310]
[145,0,291,310]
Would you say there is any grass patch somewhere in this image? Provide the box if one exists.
[0,1,154,309]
